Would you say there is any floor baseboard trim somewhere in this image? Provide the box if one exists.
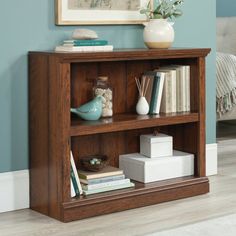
[0,144,218,213]
[206,143,218,176]
[0,170,29,213]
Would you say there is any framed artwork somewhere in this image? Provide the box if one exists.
[55,0,150,25]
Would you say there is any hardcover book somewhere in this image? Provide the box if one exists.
[70,151,83,195]
[83,182,135,196]
[63,39,108,46]
[78,166,123,180]
[80,174,125,185]
[82,178,131,191]
[149,72,165,114]
[55,45,113,52]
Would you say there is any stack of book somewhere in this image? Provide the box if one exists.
[55,39,113,52]
[144,65,191,114]
[78,166,134,196]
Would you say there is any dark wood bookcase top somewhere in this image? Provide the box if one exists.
[29,48,210,222]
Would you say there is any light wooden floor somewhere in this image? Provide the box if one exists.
[1,142,236,236]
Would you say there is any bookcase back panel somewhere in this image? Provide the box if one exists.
[71,123,198,174]
[71,58,199,116]
[71,63,97,107]
[126,61,153,112]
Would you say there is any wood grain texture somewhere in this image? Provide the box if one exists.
[29,54,49,215]
[70,113,199,136]
[48,58,71,219]
[29,48,211,63]
[29,48,211,222]
[62,177,209,222]
[197,57,206,177]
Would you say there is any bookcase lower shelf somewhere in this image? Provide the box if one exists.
[62,176,209,222]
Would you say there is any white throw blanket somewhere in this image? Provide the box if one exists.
[216,52,236,116]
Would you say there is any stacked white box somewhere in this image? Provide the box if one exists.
[119,150,194,183]
[140,133,173,158]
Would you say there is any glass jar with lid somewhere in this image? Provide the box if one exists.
[93,76,113,118]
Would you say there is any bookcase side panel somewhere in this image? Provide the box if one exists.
[48,58,71,220]
[29,54,50,215]
[197,57,206,177]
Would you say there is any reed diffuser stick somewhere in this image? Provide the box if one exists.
[135,76,150,98]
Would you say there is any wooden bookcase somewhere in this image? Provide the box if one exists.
[29,48,211,222]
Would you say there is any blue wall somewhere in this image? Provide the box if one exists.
[0,0,216,173]
[217,0,236,16]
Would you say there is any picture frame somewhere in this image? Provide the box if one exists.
[55,0,151,25]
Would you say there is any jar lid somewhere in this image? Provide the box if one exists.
[98,76,108,81]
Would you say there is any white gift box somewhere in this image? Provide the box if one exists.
[140,133,173,158]
[119,150,194,183]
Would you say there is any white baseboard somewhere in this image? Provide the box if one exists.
[0,170,29,213]
[206,143,218,176]
[0,144,218,213]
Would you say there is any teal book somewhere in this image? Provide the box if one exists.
[149,74,161,114]
[70,166,80,196]
[64,39,108,46]
[83,182,135,196]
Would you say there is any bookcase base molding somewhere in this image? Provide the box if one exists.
[29,48,210,222]
[62,177,209,222]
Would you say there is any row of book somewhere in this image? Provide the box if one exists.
[145,65,191,114]
[70,152,134,197]
[55,39,113,52]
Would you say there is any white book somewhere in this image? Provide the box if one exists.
[82,178,131,191]
[175,66,186,112]
[70,151,83,195]
[185,66,191,112]
[157,69,177,113]
[70,178,76,198]
[161,65,187,113]
[55,45,113,52]
[83,182,135,196]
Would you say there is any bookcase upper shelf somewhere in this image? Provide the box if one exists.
[71,112,199,136]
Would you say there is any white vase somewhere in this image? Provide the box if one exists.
[136,96,149,115]
[143,19,175,49]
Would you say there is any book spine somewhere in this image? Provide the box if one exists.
[64,40,108,46]
[176,68,182,112]
[155,73,165,114]
[82,179,130,191]
[81,174,125,185]
[149,75,160,114]
[160,75,167,113]
[70,178,76,198]
[153,73,161,114]
[70,167,80,195]
[185,66,191,112]
[171,70,177,113]
[83,182,135,196]
[55,45,113,52]
[70,151,83,195]
[181,66,186,112]
[166,74,172,113]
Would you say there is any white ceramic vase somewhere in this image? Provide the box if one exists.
[136,96,149,115]
[143,19,175,49]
